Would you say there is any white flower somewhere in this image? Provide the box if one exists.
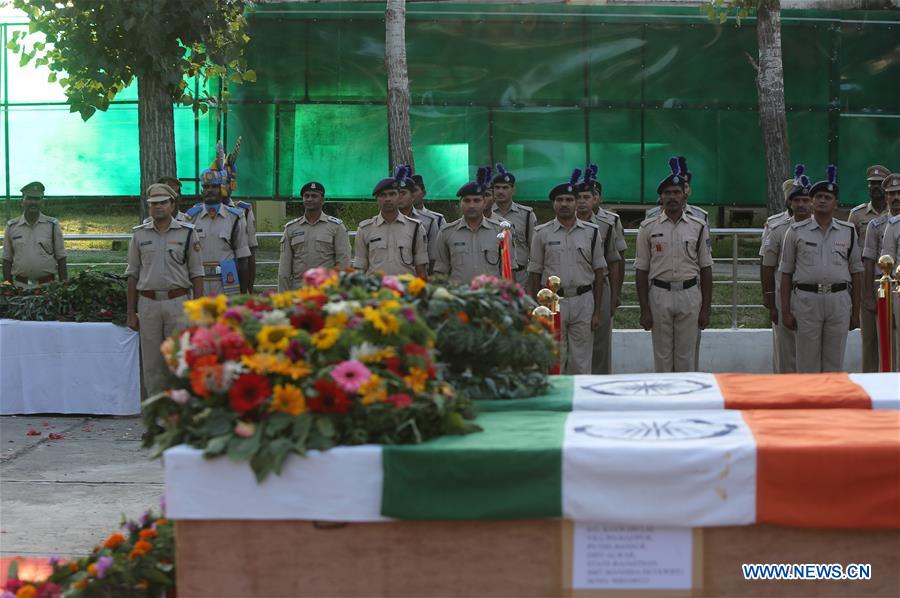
[324,300,359,315]
[350,342,383,362]
[174,330,192,377]
[260,309,289,326]
[169,389,193,404]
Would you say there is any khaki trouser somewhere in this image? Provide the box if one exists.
[560,291,595,375]
[771,281,797,373]
[591,278,612,374]
[649,284,701,372]
[860,291,879,373]
[792,289,851,373]
[138,294,188,396]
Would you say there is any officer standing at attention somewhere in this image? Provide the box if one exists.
[354,168,428,277]
[780,166,862,373]
[3,182,67,287]
[410,173,446,273]
[588,165,628,317]
[528,169,607,375]
[218,139,259,293]
[434,167,508,285]
[185,167,251,296]
[877,173,900,371]
[644,156,709,224]
[126,183,203,396]
[492,163,537,287]
[277,181,351,291]
[575,166,622,375]
[760,166,814,373]
[848,165,890,372]
[635,159,713,373]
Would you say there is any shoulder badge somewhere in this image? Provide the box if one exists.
[848,203,866,214]
[534,221,553,232]
[440,219,458,231]
[180,221,195,229]
[235,201,252,211]
[7,218,17,226]
[517,202,534,212]
[132,223,149,231]
[326,215,343,224]
[284,217,303,229]
[835,218,853,228]
[358,217,375,229]
[185,204,203,219]
[889,214,900,225]
[225,205,243,218]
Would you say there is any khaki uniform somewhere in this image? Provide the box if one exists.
[353,212,429,276]
[848,201,887,372]
[3,214,66,287]
[645,204,709,223]
[277,214,351,291]
[144,210,187,224]
[780,218,863,373]
[413,207,445,263]
[528,218,607,375]
[434,217,506,285]
[760,213,798,373]
[493,202,538,287]
[126,219,203,396]
[185,203,251,296]
[230,200,258,249]
[634,211,713,373]
[863,215,893,371]
[881,215,900,371]
[589,210,625,375]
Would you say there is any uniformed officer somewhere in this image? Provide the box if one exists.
[354,169,428,277]
[590,167,627,314]
[863,171,897,319]
[2,182,67,288]
[277,181,351,291]
[780,166,862,373]
[126,183,203,396]
[157,176,187,221]
[184,167,251,296]
[877,173,900,371]
[760,166,814,373]
[644,156,709,224]
[434,167,507,286]
[849,164,890,372]
[218,139,259,293]
[528,169,607,375]
[492,163,538,287]
[635,159,713,373]
[482,167,495,218]
[575,166,623,375]
[410,173,446,273]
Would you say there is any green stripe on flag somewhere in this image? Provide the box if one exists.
[381,410,567,519]
[473,376,574,412]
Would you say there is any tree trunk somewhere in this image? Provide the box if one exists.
[756,0,791,216]
[137,73,177,222]
[385,0,414,172]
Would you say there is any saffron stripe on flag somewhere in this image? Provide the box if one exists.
[745,408,900,529]
[718,373,872,410]
[380,410,567,520]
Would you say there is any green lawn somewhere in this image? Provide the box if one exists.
[6,201,770,329]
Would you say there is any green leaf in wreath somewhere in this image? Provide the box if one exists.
[268,438,293,474]
[204,409,233,437]
[315,416,335,439]
[203,433,231,457]
[292,413,312,452]
[250,447,275,482]
[227,426,263,461]
[266,412,293,437]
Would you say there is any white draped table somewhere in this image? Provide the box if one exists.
[0,319,141,415]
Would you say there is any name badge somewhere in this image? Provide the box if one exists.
[140,240,153,246]
[548,241,561,246]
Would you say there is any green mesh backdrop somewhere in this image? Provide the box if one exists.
[0,3,898,206]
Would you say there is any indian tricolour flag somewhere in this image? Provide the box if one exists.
[166,377,900,530]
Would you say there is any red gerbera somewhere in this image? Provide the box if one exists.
[228,373,271,414]
[384,356,404,376]
[290,307,325,333]
[403,343,429,357]
[308,379,352,414]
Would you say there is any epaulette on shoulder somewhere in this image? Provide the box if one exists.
[870,214,889,228]
[581,219,600,230]
[601,208,620,223]
[483,216,502,227]
[690,205,709,219]
[284,217,303,229]
[638,216,657,227]
[132,222,150,231]
[7,218,17,226]
[534,220,553,231]
[357,217,375,228]
[180,221,195,229]
[835,219,854,230]
[439,219,459,231]
[790,219,808,229]
[848,203,866,213]
[684,212,707,226]
[594,211,616,227]
[45,216,59,224]
[766,211,787,223]
[889,214,900,225]
[516,202,534,212]
[326,215,343,224]
[185,204,203,218]
[225,205,243,218]
[235,201,252,211]
[645,205,661,217]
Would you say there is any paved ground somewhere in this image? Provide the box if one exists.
[0,415,161,558]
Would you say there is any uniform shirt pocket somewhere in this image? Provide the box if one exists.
[832,244,849,266]
[167,247,186,266]
[315,237,335,263]
[37,241,53,256]
[450,241,469,268]
[217,231,233,253]
[545,241,563,266]
[683,237,699,261]
[139,240,156,261]
[799,242,818,267]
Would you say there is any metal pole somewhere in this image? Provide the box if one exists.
[3,25,11,222]
[731,232,738,328]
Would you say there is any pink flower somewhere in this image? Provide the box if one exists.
[470,274,498,290]
[330,360,372,393]
[169,389,193,404]
[388,393,413,408]
[234,421,256,438]
[381,275,404,293]
[94,555,113,579]
[303,267,334,287]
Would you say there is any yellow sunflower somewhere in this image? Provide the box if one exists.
[183,295,228,324]
[270,291,296,309]
[325,311,349,329]
[358,374,388,406]
[407,277,427,296]
[311,327,341,350]
[362,306,400,336]
[257,325,297,352]
[294,287,327,304]
[270,383,306,416]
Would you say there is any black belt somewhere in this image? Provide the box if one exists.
[557,284,593,297]
[794,283,848,294]
[652,278,697,291]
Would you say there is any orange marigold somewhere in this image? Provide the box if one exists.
[139,528,158,540]
[155,518,169,526]
[73,579,88,590]
[87,563,97,576]
[456,311,470,323]
[16,586,38,598]
[103,532,126,549]
[68,562,79,573]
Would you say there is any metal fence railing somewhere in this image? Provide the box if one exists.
[1,228,767,328]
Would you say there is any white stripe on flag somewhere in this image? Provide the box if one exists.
[572,373,725,411]
[562,410,756,526]
[164,445,388,521]
[849,373,900,410]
